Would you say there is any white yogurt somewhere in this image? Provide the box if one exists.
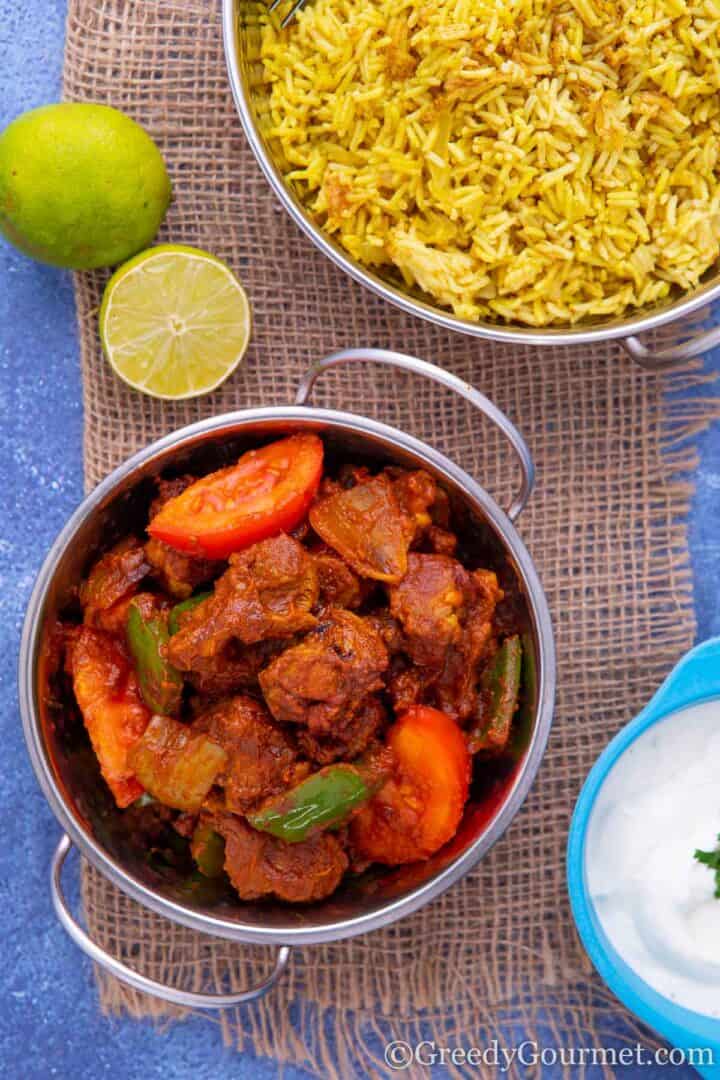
[586,699,720,1017]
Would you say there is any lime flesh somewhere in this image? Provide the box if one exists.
[100,245,252,400]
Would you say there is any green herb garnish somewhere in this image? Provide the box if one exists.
[694,833,720,898]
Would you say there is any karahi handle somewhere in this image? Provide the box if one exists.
[621,324,720,370]
[51,834,291,1009]
[296,346,534,522]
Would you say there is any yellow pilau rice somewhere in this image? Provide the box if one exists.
[260,0,720,327]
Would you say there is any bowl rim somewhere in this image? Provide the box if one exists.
[20,404,555,945]
[222,0,720,348]
[567,637,720,1063]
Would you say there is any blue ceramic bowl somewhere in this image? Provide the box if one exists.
[567,638,720,1077]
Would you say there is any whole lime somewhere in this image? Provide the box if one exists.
[0,103,172,270]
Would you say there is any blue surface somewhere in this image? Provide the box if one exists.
[1,4,719,1079]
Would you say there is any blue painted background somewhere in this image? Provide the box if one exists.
[1,3,718,1077]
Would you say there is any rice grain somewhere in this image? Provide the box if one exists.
[261,0,720,326]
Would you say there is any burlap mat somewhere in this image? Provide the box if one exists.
[63,1,720,1074]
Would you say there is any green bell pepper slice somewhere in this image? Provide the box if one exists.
[126,599,184,715]
[191,822,226,878]
[468,635,523,755]
[168,591,212,637]
[247,762,387,843]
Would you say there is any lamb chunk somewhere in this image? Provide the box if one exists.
[167,534,318,672]
[296,694,386,765]
[193,694,303,812]
[389,556,502,719]
[384,467,456,549]
[387,663,430,713]
[259,609,388,733]
[145,537,221,600]
[364,609,405,655]
[309,474,414,584]
[425,525,458,556]
[434,568,502,720]
[148,475,197,517]
[80,538,150,633]
[145,476,222,599]
[313,547,365,612]
[389,468,437,537]
[185,639,288,698]
[428,483,452,528]
[468,568,502,625]
[389,553,469,668]
[214,815,348,902]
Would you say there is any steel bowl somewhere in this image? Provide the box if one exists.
[222,0,720,371]
[20,348,555,1007]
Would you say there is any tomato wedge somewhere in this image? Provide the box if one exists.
[148,433,324,559]
[67,627,151,808]
[350,705,471,865]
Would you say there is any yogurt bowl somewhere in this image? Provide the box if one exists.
[568,638,720,1077]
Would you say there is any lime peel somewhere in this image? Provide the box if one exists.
[0,103,171,270]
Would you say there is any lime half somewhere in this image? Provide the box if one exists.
[100,245,251,400]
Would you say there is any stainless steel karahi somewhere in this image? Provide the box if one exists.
[19,349,555,1008]
[223,0,720,371]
